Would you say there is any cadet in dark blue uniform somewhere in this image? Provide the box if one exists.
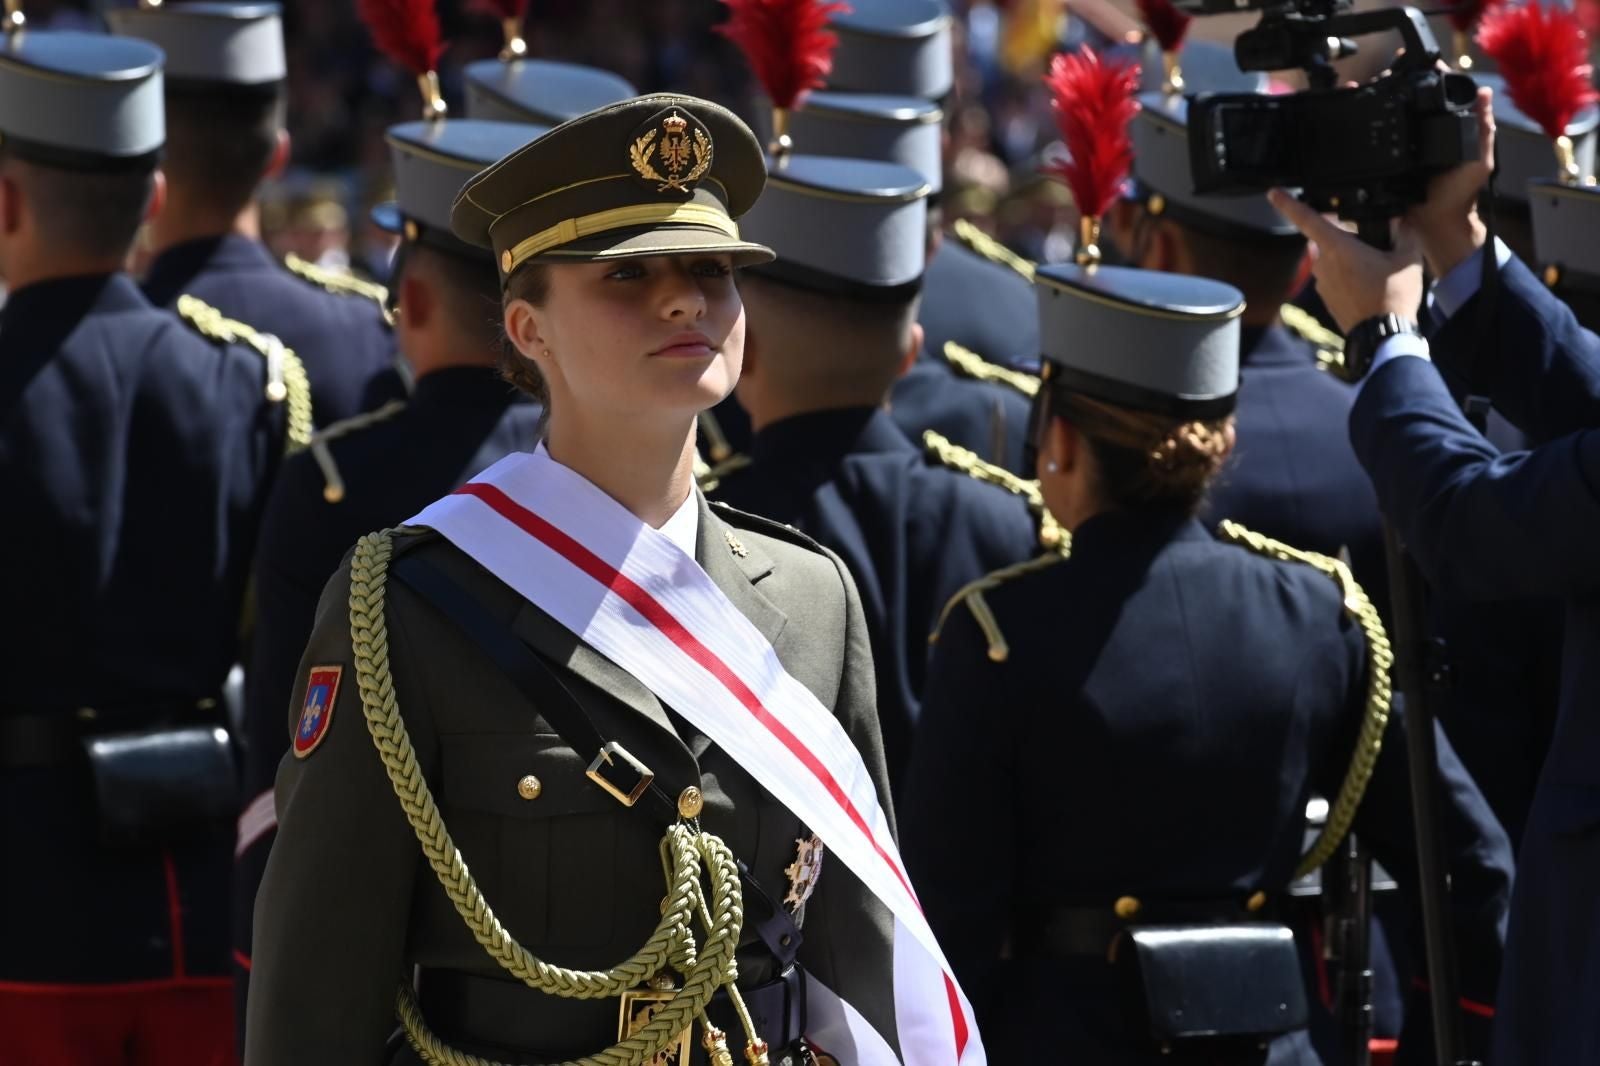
[1274,92,1600,1063]
[1105,85,1388,596]
[235,116,547,1025]
[109,2,403,425]
[902,252,1511,1065]
[790,0,1041,474]
[712,150,1043,788]
[0,29,291,1063]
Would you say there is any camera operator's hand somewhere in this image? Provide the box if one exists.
[1408,85,1496,279]
[1267,190,1425,336]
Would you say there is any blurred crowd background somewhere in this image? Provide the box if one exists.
[25,0,1596,280]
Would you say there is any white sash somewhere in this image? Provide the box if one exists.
[407,449,984,1065]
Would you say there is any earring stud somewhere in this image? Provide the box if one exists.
[1045,461,1059,473]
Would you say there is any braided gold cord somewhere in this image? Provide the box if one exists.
[922,430,1070,555]
[951,218,1037,282]
[175,295,314,455]
[347,530,746,1065]
[1217,521,1394,878]
[943,341,1042,399]
[281,347,313,453]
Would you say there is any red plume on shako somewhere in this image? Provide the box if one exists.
[1479,0,1600,183]
[1135,0,1192,94]
[1043,46,1142,267]
[468,0,531,60]
[357,0,448,120]
[715,0,851,160]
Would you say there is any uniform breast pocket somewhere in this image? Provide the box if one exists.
[440,733,621,949]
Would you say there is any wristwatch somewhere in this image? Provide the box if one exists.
[1343,312,1421,382]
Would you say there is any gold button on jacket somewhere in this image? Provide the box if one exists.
[248,497,898,1063]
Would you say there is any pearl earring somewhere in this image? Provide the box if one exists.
[1045,461,1059,473]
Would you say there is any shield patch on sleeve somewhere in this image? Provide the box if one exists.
[293,665,343,759]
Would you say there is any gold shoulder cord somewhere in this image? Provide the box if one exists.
[285,251,393,320]
[348,530,767,1066]
[309,400,408,503]
[950,217,1037,282]
[943,341,1041,399]
[1217,520,1394,878]
[176,295,313,454]
[929,552,1067,663]
[922,430,1069,555]
[1279,304,1350,380]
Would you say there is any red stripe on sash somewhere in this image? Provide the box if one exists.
[454,482,969,1056]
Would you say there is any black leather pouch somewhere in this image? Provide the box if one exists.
[82,726,236,846]
[1121,923,1309,1050]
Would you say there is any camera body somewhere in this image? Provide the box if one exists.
[1179,0,1480,230]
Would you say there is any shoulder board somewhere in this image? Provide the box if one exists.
[284,253,393,322]
[308,399,409,503]
[708,499,829,556]
[176,294,313,453]
[943,340,1040,398]
[1279,304,1349,379]
[930,552,1065,663]
[695,452,751,495]
[922,429,1068,554]
[1216,519,1393,879]
[951,218,1036,282]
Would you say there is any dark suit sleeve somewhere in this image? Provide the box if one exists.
[1350,355,1600,599]
[244,555,437,1064]
[1432,255,1600,441]
[1314,619,1512,1059]
[900,601,1016,1012]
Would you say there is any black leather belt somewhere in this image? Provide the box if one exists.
[1027,899,1280,959]
[416,966,806,1065]
[0,701,224,770]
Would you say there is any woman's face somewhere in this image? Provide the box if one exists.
[510,252,744,425]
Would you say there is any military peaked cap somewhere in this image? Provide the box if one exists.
[452,93,774,281]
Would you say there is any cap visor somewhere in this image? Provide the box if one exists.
[528,224,774,268]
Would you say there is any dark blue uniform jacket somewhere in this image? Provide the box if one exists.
[1202,324,1386,604]
[0,272,283,984]
[919,237,1040,370]
[1351,253,1600,1066]
[903,510,1512,1064]
[143,234,404,425]
[711,406,1041,786]
[890,350,1034,475]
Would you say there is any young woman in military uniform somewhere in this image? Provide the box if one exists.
[900,259,1513,1064]
[245,96,975,1066]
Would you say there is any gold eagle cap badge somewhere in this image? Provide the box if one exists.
[629,107,714,195]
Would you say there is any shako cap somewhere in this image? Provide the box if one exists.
[1035,261,1244,419]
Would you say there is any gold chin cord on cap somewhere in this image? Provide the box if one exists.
[348,528,772,1066]
[3,0,23,33]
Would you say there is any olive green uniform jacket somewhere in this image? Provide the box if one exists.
[244,496,900,1063]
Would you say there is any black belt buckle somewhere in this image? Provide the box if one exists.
[586,741,654,807]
